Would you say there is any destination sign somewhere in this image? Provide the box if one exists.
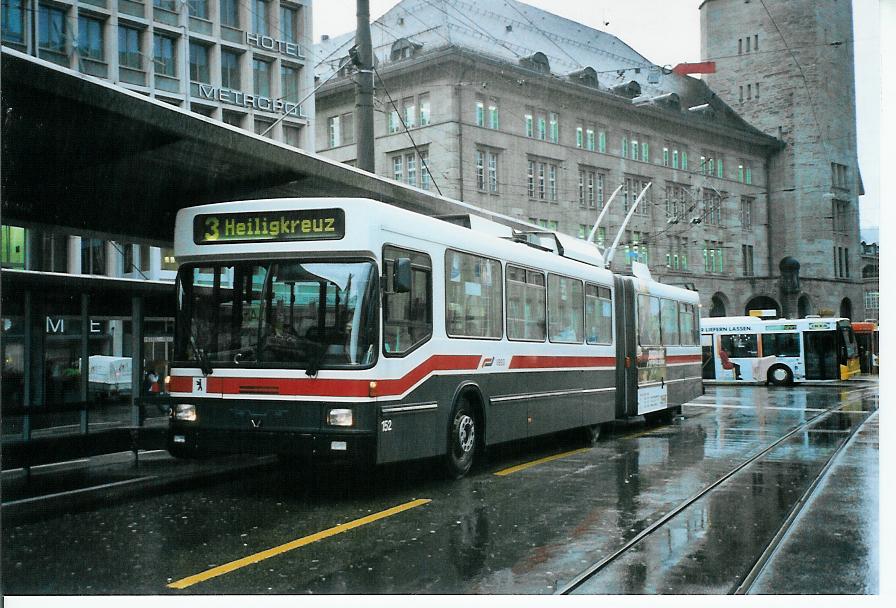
[194,209,345,244]
[703,325,754,333]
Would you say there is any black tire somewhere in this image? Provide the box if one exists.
[767,364,794,386]
[582,423,603,446]
[444,395,478,479]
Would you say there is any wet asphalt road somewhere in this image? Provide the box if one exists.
[2,382,878,595]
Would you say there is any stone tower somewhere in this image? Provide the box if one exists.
[700,0,864,319]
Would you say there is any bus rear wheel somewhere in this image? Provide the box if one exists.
[444,396,477,479]
[767,364,793,386]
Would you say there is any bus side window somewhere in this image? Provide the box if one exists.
[383,246,433,356]
[585,284,612,345]
[660,299,679,345]
[720,333,758,358]
[637,294,661,346]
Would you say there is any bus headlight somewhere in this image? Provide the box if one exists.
[174,403,197,422]
[327,408,353,427]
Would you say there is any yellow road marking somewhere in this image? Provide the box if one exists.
[494,448,590,476]
[167,497,431,589]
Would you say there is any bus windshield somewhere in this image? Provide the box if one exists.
[175,260,379,370]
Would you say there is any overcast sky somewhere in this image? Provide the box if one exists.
[312,0,882,237]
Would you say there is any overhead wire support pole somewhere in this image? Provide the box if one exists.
[587,183,625,247]
[354,0,376,172]
[604,182,652,269]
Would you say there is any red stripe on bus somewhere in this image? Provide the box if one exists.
[170,354,483,398]
[509,355,616,369]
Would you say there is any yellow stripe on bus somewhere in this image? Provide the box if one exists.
[167,498,431,589]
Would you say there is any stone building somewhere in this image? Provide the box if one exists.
[701,0,865,319]
[313,0,867,320]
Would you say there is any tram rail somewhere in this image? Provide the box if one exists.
[557,384,878,595]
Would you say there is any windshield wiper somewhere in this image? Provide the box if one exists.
[190,334,214,376]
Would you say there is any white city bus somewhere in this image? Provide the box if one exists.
[700,315,860,385]
[167,198,702,477]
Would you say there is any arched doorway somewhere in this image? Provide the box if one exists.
[744,295,781,318]
[798,294,812,318]
[840,297,853,320]
[709,292,729,317]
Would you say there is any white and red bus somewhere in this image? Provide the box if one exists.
[167,198,701,477]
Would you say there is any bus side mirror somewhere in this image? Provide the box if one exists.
[392,258,412,293]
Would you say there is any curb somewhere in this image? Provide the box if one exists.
[2,454,277,525]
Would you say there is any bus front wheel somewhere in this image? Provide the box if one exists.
[767,365,793,386]
[444,396,478,479]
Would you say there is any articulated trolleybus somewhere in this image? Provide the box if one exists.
[701,315,860,385]
[167,198,701,477]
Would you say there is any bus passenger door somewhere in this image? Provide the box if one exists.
[804,331,837,379]
[614,277,639,418]
[701,333,716,379]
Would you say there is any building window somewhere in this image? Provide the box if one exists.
[630,135,639,160]
[476,149,498,192]
[252,0,269,36]
[220,0,239,28]
[703,240,724,273]
[402,96,416,128]
[253,58,271,98]
[624,231,649,265]
[666,236,688,271]
[388,108,400,134]
[528,160,557,201]
[328,115,341,148]
[393,154,403,182]
[548,164,557,201]
[742,244,754,276]
[585,127,595,151]
[488,97,499,130]
[78,15,104,61]
[283,124,303,147]
[549,112,559,143]
[280,5,299,44]
[576,126,583,148]
[864,291,879,311]
[832,162,849,189]
[662,147,669,167]
[118,26,141,70]
[475,97,485,127]
[38,4,67,61]
[153,34,177,76]
[641,141,649,163]
[832,199,849,233]
[537,111,547,141]
[281,64,300,102]
[190,43,210,83]
[598,130,606,153]
[2,0,25,44]
[524,111,534,138]
[188,0,209,19]
[254,118,273,137]
[419,150,431,191]
[703,189,723,225]
[419,93,431,126]
[81,238,107,276]
[221,49,241,89]
[741,196,754,229]
[624,176,651,216]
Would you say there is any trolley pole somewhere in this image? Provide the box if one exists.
[354,0,375,172]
